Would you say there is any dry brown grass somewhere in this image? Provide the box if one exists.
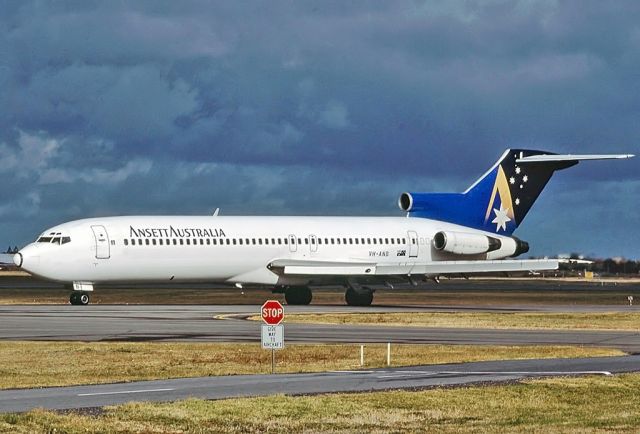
[1,373,639,432]
[283,311,640,331]
[0,342,622,390]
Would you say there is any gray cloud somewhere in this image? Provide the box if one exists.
[1,1,639,258]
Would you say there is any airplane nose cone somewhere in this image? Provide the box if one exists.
[13,252,22,267]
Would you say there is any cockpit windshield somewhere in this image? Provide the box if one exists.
[37,232,71,244]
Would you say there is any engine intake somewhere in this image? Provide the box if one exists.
[433,231,502,255]
[398,192,413,211]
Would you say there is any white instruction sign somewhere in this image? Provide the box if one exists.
[261,324,284,350]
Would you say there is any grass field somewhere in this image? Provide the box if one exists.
[283,311,640,331]
[1,373,639,433]
[0,342,622,390]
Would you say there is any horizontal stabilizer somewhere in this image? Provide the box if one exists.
[517,154,634,163]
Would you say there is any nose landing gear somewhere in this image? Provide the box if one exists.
[69,292,90,306]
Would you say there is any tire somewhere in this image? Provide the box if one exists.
[79,293,90,305]
[345,287,374,306]
[284,286,313,305]
[70,292,90,306]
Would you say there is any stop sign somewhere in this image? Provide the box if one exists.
[261,300,284,325]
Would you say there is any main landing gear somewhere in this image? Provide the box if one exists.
[345,287,374,306]
[69,292,90,306]
[282,285,313,305]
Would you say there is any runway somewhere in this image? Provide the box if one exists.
[0,355,637,413]
[0,305,639,352]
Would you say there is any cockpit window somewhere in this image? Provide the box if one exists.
[37,235,71,244]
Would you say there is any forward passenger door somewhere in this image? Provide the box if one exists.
[91,225,111,259]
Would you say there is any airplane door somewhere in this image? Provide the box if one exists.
[288,234,297,253]
[407,230,418,258]
[91,225,111,259]
[309,235,318,253]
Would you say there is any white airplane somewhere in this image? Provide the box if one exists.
[14,149,633,306]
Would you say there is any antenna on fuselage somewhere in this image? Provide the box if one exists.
[212,208,220,216]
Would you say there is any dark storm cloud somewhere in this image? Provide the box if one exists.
[1,1,639,257]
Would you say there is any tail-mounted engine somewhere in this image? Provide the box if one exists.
[433,231,529,258]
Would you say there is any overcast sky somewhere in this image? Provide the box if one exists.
[1,1,639,258]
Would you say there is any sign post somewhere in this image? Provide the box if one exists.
[261,300,285,373]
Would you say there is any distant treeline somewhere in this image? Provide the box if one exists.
[584,259,639,275]
[554,254,640,275]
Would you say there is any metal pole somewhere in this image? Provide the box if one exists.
[271,349,275,374]
[387,342,391,366]
[360,345,364,366]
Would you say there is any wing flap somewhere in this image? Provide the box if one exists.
[269,259,377,276]
[269,259,558,276]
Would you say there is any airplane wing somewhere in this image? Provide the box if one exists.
[268,258,558,277]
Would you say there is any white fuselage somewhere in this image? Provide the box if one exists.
[17,215,517,286]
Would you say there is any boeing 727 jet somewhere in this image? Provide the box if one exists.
[14,149,633,305]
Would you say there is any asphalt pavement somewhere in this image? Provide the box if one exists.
[0,355,637,413]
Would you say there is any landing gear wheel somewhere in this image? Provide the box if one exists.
[284,286,313,305]
[70,292,90,306]
[79,293,90,305]
[345,288,374,306]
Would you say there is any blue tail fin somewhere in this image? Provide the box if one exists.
[399,149,578,235]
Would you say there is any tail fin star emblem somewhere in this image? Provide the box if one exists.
[492,205,511,232]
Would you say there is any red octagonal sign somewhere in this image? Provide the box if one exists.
[261,300,284,325]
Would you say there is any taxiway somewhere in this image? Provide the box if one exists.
[0,355,637,413]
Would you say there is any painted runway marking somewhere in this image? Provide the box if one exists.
[77,388,174,397]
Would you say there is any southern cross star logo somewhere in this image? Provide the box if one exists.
[512,164,531,209]
[492,205,511,232]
